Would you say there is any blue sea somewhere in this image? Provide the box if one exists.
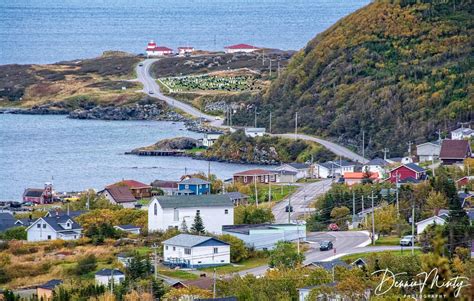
[0,0,369,65]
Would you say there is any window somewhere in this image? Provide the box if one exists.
[173,209,179,221]
[213,247,218,254]
[37,224,41,228]
[243,176,247,183]
[224,209,228,215]
[47,235,51,240]
[185,184,189,189]
[154,203,157,215]
[165,246,168,250]
[43,224,46,229]
[184,248,191,255]
[173,247,176,251]
[66,223,70,227]
[196,210,200,214]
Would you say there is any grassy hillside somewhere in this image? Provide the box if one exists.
[233,0,473,157]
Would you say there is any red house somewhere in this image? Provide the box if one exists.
[388,163,427,184]
[106,180,151,199]
[233,169,277,185]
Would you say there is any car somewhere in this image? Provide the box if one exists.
[215,116,222,120]
[319,240,333,251]
[285,205,293,212]
[328,223,339,231]
[400,235,416,246]
[138,63,143,67]
[149,91,154,94]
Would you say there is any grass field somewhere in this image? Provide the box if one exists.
[158,269,198,280]
[375,235,401,246]
[199,257,268,275]
[159,74,260,93]
[340,249,422,263]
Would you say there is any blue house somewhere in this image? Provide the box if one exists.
[177,178,211,195]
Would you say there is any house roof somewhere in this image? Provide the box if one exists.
[179,178,210,185]
[23,188,43,198]
[244,127,266,133]
[307,259,350,271]
[416,215,447,226]
[162,234,229,248]
[147,46,173,52]
[0,212,20,232]
[38,279,63,290]
[27,215,82,232]
[115,224,141,230]
[155,194,233,209]
[365,158,389,166]
[45,210,86,219]
[109,180,151,189]
[224,192,249,201]
[181,277,214,290]
[224,43,259,50]
[278,170,298,175]
[439,140,471,159]
[104,185,136,203]
[95,269,124,276]
[286,163,310,170]
[391,163,425,174]
[151,180,178,189]
[451,127,474,135]
[233,169,276,176]
[343,172,378,180]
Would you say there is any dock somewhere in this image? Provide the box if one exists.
[125,150,186,156]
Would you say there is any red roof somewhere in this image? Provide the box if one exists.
[439,140,471,159]
[224,43,259,50]
[146,46,173,52]
[108,180,151,189]
[104,186,136,203]
[234,169,275,176]
[344,172,379,180]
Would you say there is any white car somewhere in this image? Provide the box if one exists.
[400,235,416,246]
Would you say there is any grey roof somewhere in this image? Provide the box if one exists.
[365,158,389,166]
[225,192,249,201]
[23,188,43,198]
[95,269,124,276]
[46,210,86,219]
[155,194,233,209]
[278,170,298,175]
[287,163,310,170]
[180,178,210,185]
[29,215,82,232]
[38,279,62,290]
[115,224,141,230]
[162,234,229,248]
[318,162,339,170]
[0,212,20,232]
[405,163,426,173]
[309,259,351,270]
[222,223,298,235]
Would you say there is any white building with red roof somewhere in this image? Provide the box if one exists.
[177,46,195,56]
[224,43,260,54]
[146,40,173,57]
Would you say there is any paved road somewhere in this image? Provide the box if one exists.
[136,59,366,161]
[272,179,332,223]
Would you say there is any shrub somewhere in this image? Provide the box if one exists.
[74,254,97,276]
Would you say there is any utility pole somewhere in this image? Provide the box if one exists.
[395,172,400,216]
[268,179,272,203]
[269,111,272,133]
[254,177,258,207]
[269,59,272,77]
[407,141,413,157]
[352,190,356,228]
[153,243,158,280]
[382,148,389,161]
[411,200,415,255]
[436,129,442,142]
[296,222,300,255]
[213,268,217,298]
[254,106,257,128]
[294,112,298,141]
[362,130,365,160]
[288,195,291,223]
[262,50,265,65]
[370,191,376,246]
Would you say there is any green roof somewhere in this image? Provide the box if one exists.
[156,194,233,209]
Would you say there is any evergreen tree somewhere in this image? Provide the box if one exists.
[152,278,166,299]
[191,212,205,234]
[180,219,188,233]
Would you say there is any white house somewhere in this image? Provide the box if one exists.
[146,40,173,56]
[416,215,447,234]
[362,158,389,179]
[114,224,141,235]
[451,127,474,140]
[224,43,259,54]
[222,223,306,251]
[95,269,125,286]
[148,195,234,234]
[315,161,358,178]
[163,234,230,268]
[26,215,82,242]
[244,127,266,138]
[416,141,441,162]
[275,163,312,180]
[202,131,223,148]
[178,46,195,56]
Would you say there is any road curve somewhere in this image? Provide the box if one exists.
[136,59,366,162]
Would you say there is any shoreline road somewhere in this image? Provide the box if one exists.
[137,58,366,160]
[272,179,332,224]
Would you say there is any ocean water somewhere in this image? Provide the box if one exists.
[0,0,369,65]
[0,114,265,200]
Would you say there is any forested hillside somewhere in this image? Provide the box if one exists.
[232,0,473,157]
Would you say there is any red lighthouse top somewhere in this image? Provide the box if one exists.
[147,40,157,50]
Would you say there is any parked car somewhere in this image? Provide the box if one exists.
[400,235,416,246]
[319,240,333,251]
[149,90,154,94]
[138,63,143,67]
[328,223,339,231]
[285,205,293,212]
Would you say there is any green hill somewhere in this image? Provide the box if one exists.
[233,0,473,157]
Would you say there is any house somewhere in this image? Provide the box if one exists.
[202,131,222,148]
[387,157,413,164]
[416,215,447,234]
[439,139,472,165]
[45,210,86,219]
[108,180,151,199]
[22,188,45,204]
[0,212,21,232]
[416,141,441,162]
[99,185,137,208]
[388,163,427,184]
[151,180,179,196]
[163,234,230,268]
[178,46,195,56]
[458,192,473,208]
[148,195,233,234]
[114,224,141,235]
[244,127,266,137]
[224,43,259,54]
[177,178,211,195]
[315,161,358,178]
[172,276,214,290]
[222,223,306,251]
[305,259,351,271]
[37,279,62,301]
[456,176,474,188]
[26,215,82,242]
[298,282,371,301]
[451,126,474,140]
[275,163,312,180]
[233,169,277,185]
[95,269,125,286]
[117,253,133,267]
[146,40,173,56]
[362,158,389,178]
[224,191,249,206]
[343,172,379,186]
[275,170,298,183]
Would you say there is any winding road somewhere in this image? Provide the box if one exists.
[136,59,367,163]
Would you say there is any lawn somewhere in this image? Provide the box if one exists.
[158,269,198,280]
[340,249,422,263]
[135,246,152,256]
[159,74,260,93]
[249,184,299,204]
[375,235,401,246]
[199,257,268,275]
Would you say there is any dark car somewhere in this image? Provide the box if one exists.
[285,205,293,212]
[138,63,143,67]
[319,240,333,251]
